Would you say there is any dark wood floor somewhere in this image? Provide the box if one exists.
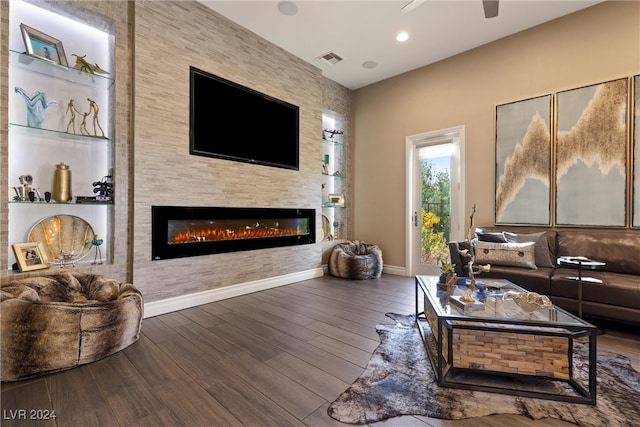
[2,274,638,426]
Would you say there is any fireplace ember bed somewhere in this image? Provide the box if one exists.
[152,206,315,260]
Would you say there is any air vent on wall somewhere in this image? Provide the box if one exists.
[317,51,343,65]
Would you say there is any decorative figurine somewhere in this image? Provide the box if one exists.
[91,235,104,265]
[59,250,76,268]
[79,111,90,135]
[72,54,109,75]
[457,204,490,302]
[18,174,33,201]
[15,87,57,128]
[323,129,344,141]
[92,175,113,202]
[65,99,82,133]
[87,98,105,138]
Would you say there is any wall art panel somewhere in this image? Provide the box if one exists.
[495,95,552,225]
[634,75,640,228]
[555,78,628,227]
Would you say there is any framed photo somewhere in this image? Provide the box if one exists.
[555,78,627,226]
[20,23,68,66]
[495,94,552,225]
[12,242,50,272]
[328,193,345,207]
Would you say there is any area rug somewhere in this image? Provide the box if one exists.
[328,313,640,426]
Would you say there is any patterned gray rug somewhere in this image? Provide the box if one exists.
[328,313,640,426]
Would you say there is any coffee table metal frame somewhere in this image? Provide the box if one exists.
[415,275,597,405]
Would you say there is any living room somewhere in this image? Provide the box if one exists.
[2,0,639,312]
[1,1,639,425]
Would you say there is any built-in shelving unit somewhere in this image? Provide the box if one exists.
[321,109,348,242]
[7,1,114,270]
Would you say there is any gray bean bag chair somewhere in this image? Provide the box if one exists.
[329,240,383,280]
[1,273,143,382]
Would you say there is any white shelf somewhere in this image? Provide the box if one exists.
[10,50,114,89]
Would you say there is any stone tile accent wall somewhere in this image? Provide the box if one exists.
[132,2,325,302]
[2,1,353,306]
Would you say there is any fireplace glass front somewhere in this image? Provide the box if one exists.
[152,206,315,260]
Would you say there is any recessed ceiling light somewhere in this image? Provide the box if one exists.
[277,1,298,16]
[362,61,378,69]
[396,32,409,42]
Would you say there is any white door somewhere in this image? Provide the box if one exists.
[406,126,464,276]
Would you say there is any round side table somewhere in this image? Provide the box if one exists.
[557,256,606,318]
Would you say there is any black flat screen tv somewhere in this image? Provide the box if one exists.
[190,66,300,170]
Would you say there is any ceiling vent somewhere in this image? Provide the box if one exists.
[317,51,343,65]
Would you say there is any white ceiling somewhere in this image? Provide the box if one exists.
[200,0,603,90]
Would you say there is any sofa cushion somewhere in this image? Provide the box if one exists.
[551,268,640,310]
[448,241,472,277]
[504,231,555,268]
[482,266,553,295]
[475,229,507,243]
[557,230,640,276]
[474,240,537,269]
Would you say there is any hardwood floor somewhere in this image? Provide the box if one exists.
[2,274,638,426]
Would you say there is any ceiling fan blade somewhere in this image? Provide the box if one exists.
[401,0,427,15]
[483,0,499,18]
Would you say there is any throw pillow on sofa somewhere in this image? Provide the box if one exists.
[474,240,537,269]
[475,229,507,243]
[504,231,555,268]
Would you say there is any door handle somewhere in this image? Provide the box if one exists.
[414,211,418,227]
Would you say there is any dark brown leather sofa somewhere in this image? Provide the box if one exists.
[449,226,640,326]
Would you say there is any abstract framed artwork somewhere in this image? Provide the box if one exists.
[634,75,640,228]
[495,94,552,225]
[555,78,628,227]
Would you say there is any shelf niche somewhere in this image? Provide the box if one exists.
[7,1,115,269]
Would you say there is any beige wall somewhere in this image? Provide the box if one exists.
[352,1,640,268]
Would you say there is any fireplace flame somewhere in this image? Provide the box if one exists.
[170,226,305,244]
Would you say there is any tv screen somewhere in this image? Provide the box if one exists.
[190,66,300,170]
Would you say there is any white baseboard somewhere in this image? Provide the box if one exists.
[143,267,324,318]
[383,264,408,276]
[321,263,408,277]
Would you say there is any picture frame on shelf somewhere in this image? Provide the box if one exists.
[20,23,68,66]
[12,242,50,272]
[328,193,345,207]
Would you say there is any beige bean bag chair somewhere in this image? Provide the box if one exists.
[1,273,143,382]
[329,240,383,280]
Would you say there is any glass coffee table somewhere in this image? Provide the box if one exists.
[415,275,597,404]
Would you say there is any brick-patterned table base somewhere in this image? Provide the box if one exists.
[416,275,596,404]
[450,327,570,379]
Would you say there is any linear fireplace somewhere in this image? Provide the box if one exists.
[152,206,315,260]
